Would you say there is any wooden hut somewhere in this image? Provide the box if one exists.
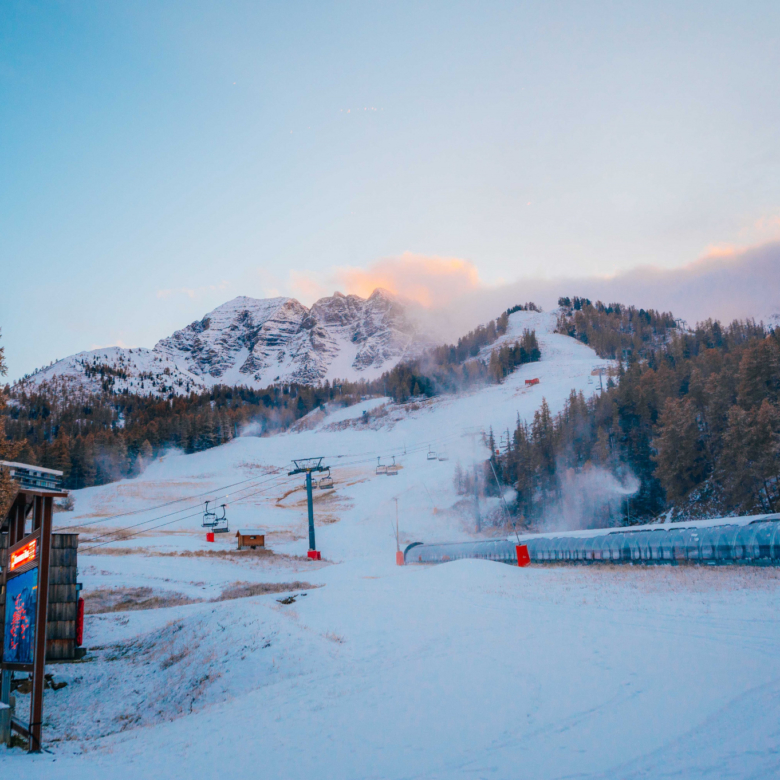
[236,529,265,550]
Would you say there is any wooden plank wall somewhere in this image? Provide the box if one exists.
[46,534,79,661]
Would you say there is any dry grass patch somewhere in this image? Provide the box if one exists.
[80,545,150,556]
[81,546,315,564]
[215,581,320,601]
[84,580,322,615]
[84,587,201,614]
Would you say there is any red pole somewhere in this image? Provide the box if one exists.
[76,597,85,647]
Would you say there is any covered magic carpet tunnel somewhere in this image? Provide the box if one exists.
[404,514,780,566]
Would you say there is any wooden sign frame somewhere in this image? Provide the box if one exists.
[1,490,62,752]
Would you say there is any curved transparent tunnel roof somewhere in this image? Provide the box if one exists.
[404,519,780,566]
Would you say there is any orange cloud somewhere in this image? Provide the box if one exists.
[701,243,740,259]
[336,252,481,308]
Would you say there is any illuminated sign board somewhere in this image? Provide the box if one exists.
[3,567,38,665]
[9,538,37,572]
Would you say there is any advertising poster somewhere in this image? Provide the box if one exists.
[3,567,38,665]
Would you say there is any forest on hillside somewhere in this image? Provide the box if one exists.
[1,305,540,490]
[3,380,371,490]
[481,300,780,526]
[379,303,540,401]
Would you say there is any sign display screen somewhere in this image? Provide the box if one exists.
[9,538,37,572]
[3,567,38,665]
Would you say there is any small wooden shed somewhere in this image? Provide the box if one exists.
[236,529,265,550]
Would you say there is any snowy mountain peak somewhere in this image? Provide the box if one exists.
[22,290,431,397]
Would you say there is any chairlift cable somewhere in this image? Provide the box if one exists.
[80,472,295,546]
[80,476,296,552]
[56,468,286,531]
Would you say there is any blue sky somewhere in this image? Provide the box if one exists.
[2,1,779,380]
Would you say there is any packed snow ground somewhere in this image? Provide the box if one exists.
[5,311,780,779]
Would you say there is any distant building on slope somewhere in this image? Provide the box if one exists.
[0,461,63,492]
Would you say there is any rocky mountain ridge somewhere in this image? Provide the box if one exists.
[20,290,430,397]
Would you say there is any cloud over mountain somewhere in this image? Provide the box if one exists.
[378,241,780,338]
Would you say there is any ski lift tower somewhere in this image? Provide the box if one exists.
[288,457,328,560]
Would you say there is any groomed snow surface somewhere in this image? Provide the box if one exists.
[5,312,780,779]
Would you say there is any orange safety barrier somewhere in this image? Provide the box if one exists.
[516,544,530,566]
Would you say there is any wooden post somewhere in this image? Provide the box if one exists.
[0,528,9,746]
[33,495,42,532]
[10,495,24,545]
[0,673,9,745]
[29,495,52,752]
[8,497,16,545]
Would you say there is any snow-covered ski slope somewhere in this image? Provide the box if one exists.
[7,311,780,779]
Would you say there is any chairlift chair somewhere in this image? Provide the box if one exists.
[387,456,399,476]
[319,467,334,489]
[376,457,388,475]
[437,452,449,462]
[202,500,217,528]
[213,503,230,534]
[426,447,437,461]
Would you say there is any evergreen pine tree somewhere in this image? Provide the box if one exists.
[0,330,24,515]
[653,398,711,501]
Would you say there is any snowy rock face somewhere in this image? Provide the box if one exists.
[22,290,429,396]
[16,347,206,398]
